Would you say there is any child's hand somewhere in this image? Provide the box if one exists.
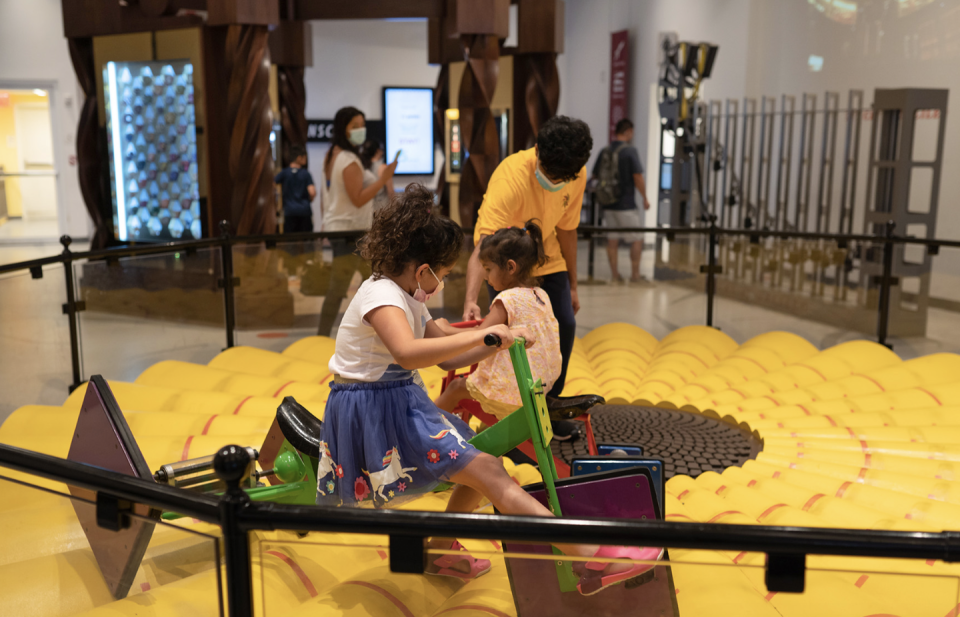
[485,324,514,348]
[510,327,536,349]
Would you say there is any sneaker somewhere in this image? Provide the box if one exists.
[550,419,582,442]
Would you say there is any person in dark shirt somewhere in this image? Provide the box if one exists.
[591,118,649,283]
[275,145,317,233]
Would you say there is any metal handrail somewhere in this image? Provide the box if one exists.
[1,441,958,563]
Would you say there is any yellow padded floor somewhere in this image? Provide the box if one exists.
[3,325,960,615]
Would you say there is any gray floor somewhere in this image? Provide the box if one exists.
[3,242,960,425]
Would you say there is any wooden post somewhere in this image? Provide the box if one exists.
[512,0,563,151]
[270,18,312,167]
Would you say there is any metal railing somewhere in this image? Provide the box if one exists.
[2,441,959,617]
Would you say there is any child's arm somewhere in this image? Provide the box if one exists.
[367,305,525,371]
[425,317,472,337]
[433,300,510,370]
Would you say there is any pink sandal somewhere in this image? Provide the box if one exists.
[577,546,664,596]
[428,540,492,580]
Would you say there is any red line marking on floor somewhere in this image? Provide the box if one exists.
[757,503,787,522]
[858,467,869,481]
[273,381,296,397]
[732,551,747,564]
[797,364,827,381]
[489,540,502,550]
[772,471,781,479]
[859,439,870,452]
[140,582,151,592]
[797,404,811,416]
[677,490,690,499]
[180,435,194,461]
[376,549,387,560]
[802,494,825,511]
[942,604,960,617]
[864,452,873,467]
[824,415,837,427]
[927,559,936,566]
[852,373,886,392]
[435,606,513,617]
[257,332,290,339]
[796,442,805,448]
[666,513,695,521]
[764,591,777,602]
[662,350,710,368]
[707,510,744,523]
[265,550,318,597]
[836,481,852,498]
[715,485,727,495]
[201,415,217,436]
[764,395,780,406]
[845,427,857,437]
[736,357,770,373]
[343,581,415,617]
[232,395,253,415]
[777,423,785,429]
[917,387,943,406]
[855,574,869,588]
[318,372,332,384]
[728,388,746,399]
[747,480,757,488]
[759,413,766,419]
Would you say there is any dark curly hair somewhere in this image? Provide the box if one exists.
[536,115,593,183]
[360,184,462,277]
[479,219,547,286]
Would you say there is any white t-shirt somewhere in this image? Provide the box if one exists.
[322,150,373,231]
[329,276,432,381]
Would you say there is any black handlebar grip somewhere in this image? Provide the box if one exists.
[484,333,502,347]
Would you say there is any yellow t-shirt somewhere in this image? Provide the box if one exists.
[473,148,586,276]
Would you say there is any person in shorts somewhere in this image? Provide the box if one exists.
[591,118,649,283]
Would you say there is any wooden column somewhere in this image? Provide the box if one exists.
[512,0,563,151]
[270,19,312,167]
[67,37,110,249]
[428,13,461,218]
[205,0,280,235]
[451,0,509,227]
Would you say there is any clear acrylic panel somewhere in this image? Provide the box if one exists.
[74,247,226,383]
[0,474,222,617]
[251,530,959,617]
[0,264,74,424]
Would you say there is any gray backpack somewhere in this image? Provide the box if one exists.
[594,143,627,206]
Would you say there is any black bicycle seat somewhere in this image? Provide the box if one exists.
[276,397,323,459]
[546,394,606,420]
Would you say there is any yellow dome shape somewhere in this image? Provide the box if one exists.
[281,335,337,365]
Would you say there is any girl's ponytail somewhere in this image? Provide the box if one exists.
[523,219,547,269]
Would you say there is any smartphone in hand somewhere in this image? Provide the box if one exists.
[394,149,402,163]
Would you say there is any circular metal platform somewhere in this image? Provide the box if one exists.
[550,405,762,479]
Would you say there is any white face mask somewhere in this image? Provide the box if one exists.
[348,127,366,146]
[413,266,444,302]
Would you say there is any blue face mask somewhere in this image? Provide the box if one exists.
[535,161,566,192]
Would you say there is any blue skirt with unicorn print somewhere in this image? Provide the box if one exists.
[316,377,482,508]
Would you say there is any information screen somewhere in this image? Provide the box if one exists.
[383,87,434,175]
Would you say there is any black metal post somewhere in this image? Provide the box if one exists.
[214,445,254,617]
[876,220,897,348]
[701,216,721,327]
[60,235,83,392]
[219,221,236,349]
[587,192,597,280]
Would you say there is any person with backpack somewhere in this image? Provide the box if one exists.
[591,118,649,283]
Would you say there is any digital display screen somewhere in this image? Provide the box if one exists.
[383,87,434,175]
[103,60,200,242]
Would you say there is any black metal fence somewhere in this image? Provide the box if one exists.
[2,219,957,393]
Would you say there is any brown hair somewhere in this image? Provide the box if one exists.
[479,219,547,286]
[360,184,462,277]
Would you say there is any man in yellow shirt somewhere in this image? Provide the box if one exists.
[464,116,593,438]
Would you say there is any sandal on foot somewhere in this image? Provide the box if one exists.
[577,546,664,596]
[428,540,492,580]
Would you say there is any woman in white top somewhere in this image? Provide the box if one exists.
[318,107,397,336]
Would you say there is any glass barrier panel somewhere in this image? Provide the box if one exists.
[74,248,226,383]
[252,530,959,617]
[0,264,74,422]
[0,474,222,617]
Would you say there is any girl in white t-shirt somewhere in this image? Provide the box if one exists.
[316,184,660,593]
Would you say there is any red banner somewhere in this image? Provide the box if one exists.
[609,30,629,142]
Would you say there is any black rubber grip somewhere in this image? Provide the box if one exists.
[484,333,502,347]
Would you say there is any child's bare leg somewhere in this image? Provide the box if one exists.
[449,453,599,559]
[435,376,470,413]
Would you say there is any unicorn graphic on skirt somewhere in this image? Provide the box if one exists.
[430,413,468,449]
[316,441,339,496]
[363,447,418,501]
